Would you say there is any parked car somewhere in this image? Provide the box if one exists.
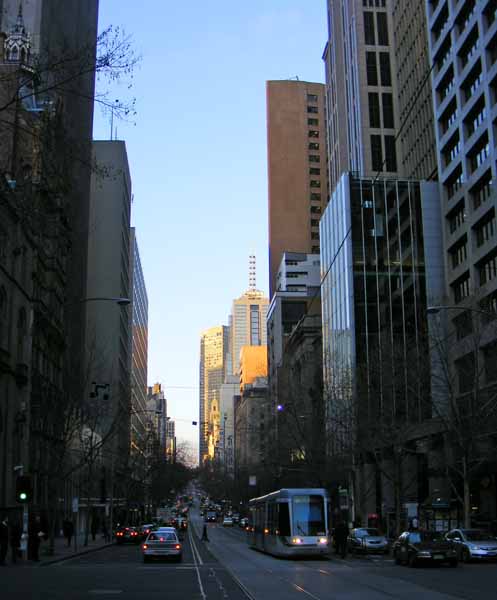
[142,527,182,563]
[445,528,497,562]
[222,516,234,527]
[115,526,140,544]
[347,528,389,554]
[392,531,458,567]
[231,513,240,524]
[239,517,249,529]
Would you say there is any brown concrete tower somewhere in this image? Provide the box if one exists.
[267,80,328,298]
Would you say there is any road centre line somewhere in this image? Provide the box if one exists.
[189,526,207,600]
[189,525,204,566]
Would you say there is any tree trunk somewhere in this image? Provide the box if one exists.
[463,457,471,528]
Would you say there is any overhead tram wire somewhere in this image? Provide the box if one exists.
[301,15,456,320]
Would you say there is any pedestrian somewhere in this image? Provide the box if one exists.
[201,524,209,542]
[28,516,44,562]
[9,520,21,564]
[102,520,110,543]
[91,517,98,542]
[62,518,74,547]
[0,516,8,566]
[334,520,349,559]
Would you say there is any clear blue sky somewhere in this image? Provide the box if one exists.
[93,1,327,455]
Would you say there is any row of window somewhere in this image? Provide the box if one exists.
[366,51,392,86]
[371,134,397,172]
[368,92,394,129]
[364,11,389,46]
[362,0,386,6]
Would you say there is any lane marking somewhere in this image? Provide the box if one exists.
[189,525,204,566]
[190,525,207,600]
[292,583,322,599]
[88,591,123,595]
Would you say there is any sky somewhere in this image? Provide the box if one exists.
[93,1,328,454]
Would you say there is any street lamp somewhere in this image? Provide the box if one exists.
[72,296,131,306]
[427,305,496,320]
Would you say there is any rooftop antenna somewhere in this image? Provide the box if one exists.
[249,254,256,291]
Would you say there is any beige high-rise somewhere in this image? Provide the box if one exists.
[267,80,329,298]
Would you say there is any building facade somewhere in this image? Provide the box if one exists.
[267,80,329,297]
[129,229,148,463]
[219,375,239,476]
[199,325,230,464]
[320,173,444,526]
[323,0,402,192]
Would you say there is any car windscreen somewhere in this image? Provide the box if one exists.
[148,532,176,541]
[292,495,326,536]
[355,528,380,537]
[409,531,443,543]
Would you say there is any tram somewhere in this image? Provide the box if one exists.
[248,488,330,557]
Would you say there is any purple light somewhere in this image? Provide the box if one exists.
[277,404,284,412]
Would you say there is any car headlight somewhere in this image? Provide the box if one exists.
[469,544,480,550]
[319,538,328,545]
[416,550,431,557]
[292,537,302,544]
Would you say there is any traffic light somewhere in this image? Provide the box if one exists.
[16,475,32,503]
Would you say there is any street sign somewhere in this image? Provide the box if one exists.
[249,475,257,486]
[72,497,79,513]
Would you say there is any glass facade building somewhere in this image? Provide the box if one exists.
[320,173,444,449]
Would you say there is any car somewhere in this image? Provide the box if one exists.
[222,516,233,527]
[392,530,458,567]
[239,517,249,529]
[115,526,140,544]
[231,513,240,524]
[142,527,182,562]
[445,528,497,562]
[205,511,217,522]
[138,523,155,540]
[347,528,389,554]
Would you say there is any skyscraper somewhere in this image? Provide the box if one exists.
[267,80,329,297]
[129,228,149,460]
[323,0,401,191]
[199,325,230,464]
[229,258,269,377]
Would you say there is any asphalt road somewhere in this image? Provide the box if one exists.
[1,525,250,600]
[191,512,497,600]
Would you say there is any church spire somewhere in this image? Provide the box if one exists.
[15,2,26,35]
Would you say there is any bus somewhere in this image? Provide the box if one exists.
[248,488,330,557]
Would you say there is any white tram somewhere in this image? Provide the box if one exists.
[248,488,330,557]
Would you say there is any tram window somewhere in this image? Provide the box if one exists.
[278,503,291,536]
[268,502,276,534]
[293,495,326,536]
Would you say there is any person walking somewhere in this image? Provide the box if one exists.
[62,519,74,547]
[0,516,8,566]
[9,520,21,564]
[334,520,349,559]
[102,520,110,543]
[28,516,44,562]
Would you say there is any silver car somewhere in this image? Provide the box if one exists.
[445,528,497,562]
[142,527,182,562]
[348,528,389,554]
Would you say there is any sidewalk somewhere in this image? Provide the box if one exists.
[38,533,114,566]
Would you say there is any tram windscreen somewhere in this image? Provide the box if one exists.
[292,495,326,536]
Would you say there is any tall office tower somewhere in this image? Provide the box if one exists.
[86,141,132,465]
[323,0,401,194]
[147,383,168,450]
[230,258,269,376]
[129,228,149,461]
[165,418,176,463]
[267,80,329,298]
[426,0,497,317]
[320,173,444,521]
[392,0,438,179]
[199,325,230,464]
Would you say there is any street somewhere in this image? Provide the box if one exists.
[1,516,497,599]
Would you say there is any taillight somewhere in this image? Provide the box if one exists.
[160,538,164,542]
[142,544,148,549]
[175,544,181,549]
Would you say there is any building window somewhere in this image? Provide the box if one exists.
[310,180,321,188]
[438,67,455,103]
[469,138,490,173]
[309,154,320,163]
[382,93,394,128]
[479,251,497,285]
[368,92,381,127]
[455,352,475,393]
[371,134,383,171]
[448,201,465,234]
[462,61,482,102]
[452,273,471,303]
[311,232,319,240]
[379,52,391,86]
[310,205,321,214]
[311,219,320,227]
[307,105,318,114]
[308,118,319,126]
[309,167,321,175]
[309,142,320,150]
[470,170,493,209]
[366,52,378,85]
[453,310,473,341]
[310,192,321,201]
[384,135,397,172]
[308,130,319,138]
[459,27,479,69]
[465,100,486,138]
[450,238,467,268]
[484,0,497,30]
[307,94,318,103]
[364,12,375,45]
[442,132,460,167]
[440,99,458,135]
[475,209,496,247]
[376,12,389,45]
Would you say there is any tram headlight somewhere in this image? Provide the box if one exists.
[319,538,328,545]
[292,537,302,544]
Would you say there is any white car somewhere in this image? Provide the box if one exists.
[222,516,234,527]
[446,528,497,562]
[142,527,182,562]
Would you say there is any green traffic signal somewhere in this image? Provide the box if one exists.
[15,475,32,503]
[19,492,27,501]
